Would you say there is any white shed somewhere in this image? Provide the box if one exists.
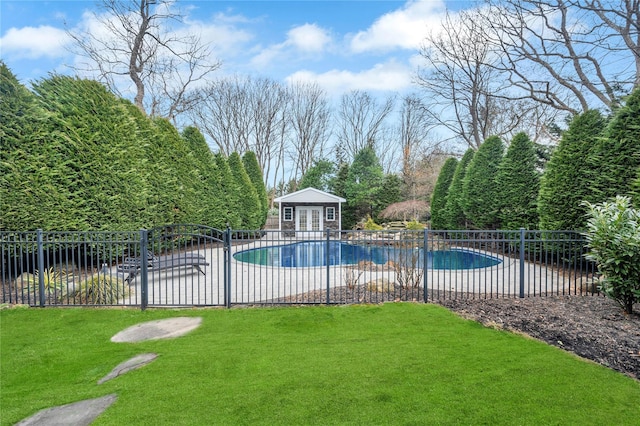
[273,187,346,236]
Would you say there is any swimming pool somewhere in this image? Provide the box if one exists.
[233,241,502,269]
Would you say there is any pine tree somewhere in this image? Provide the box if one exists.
[442,148,475,230]
[242,151,269,227]
[299,159,336,191]
[378,174,404,219]
[345,147,385,225]
[495,132,540,229]
[228,152,261,229]
[430,157,458,230]
[331,163,353,228]
[462,136,505,229]
[538,110,606,231]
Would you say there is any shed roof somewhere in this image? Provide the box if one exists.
[273,187,346,204]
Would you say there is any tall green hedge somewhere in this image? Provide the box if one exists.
[214,154,242,229]
[462,136,504,229]
[1,66,251,231]
[1,65,80,230]
[242,151,269,227]
[30,75,148,230]
[495,132,540,229]
[633,169,640,208]
[430,157,458,230]
[228,152,261,229]
[590,88,640,203]
[538,110,606,231]
[442,148,475,230]
[182,126,227,228]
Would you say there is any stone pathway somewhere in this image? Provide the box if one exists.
[16,317,202,425]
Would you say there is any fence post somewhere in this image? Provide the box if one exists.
[423,228,428,303]
[224,226,232,308]
[37,229,45,307]
[139,229,149,310]
[326,228,331,305]
[519,228,525,298]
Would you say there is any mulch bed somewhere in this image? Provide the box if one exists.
[438,295,639,381]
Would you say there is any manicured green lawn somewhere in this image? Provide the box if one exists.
[1,303,639,425]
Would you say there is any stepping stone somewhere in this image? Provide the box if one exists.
[98,353,158,384]
[16,394,117,426]
[111,317,202,343]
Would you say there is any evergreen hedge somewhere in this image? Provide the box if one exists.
[442,149,475,230]
[496,132,540,229]
[430,157,458,230]
[182,126,227,228]
[0,66,264,231]
[538,110,606,231]
[214,154,242,229]
[242,151,269,227]
[462,136,504,230]
[590,88,640,203]
[228,152,261,229]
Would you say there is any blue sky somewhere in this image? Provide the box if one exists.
[0,0,468,98]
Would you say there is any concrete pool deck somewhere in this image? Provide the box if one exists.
[117,238,590,306]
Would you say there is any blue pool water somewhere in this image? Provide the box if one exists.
[233,241,502,269]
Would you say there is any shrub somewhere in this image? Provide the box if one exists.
[405,220,425,230]
[70,273,129,305]
[363,216,383,231]
[583,196,640,314]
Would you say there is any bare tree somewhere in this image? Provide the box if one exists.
[397,94,437,198]
[67,0,220,121]
[335,90,394,162]
[192,75,289,188]
[287,81,332,182]
[249,77,289,190]
[416,9,549,149]
[193,76,253,155]
[482,0,639,113]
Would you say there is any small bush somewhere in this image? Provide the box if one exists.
[405,220,425,230]
[24,267,66,293]
[583,196,640,314]
[70,273,129,305]
[363,216,383,231]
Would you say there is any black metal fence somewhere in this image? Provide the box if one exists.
[1,225,599,309]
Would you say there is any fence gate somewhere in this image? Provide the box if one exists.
[143,224,229,308]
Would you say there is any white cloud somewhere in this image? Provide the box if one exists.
[287,23,332,52]
[0,26,70,59]
[349,0,447,53]
[286,59,413,95]
[181,12,255,57]
[250,23,332,68]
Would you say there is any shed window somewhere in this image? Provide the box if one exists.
[283,207,293,221]
[326,207,335,221]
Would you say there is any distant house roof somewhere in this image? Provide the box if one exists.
[273,187,346,204]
